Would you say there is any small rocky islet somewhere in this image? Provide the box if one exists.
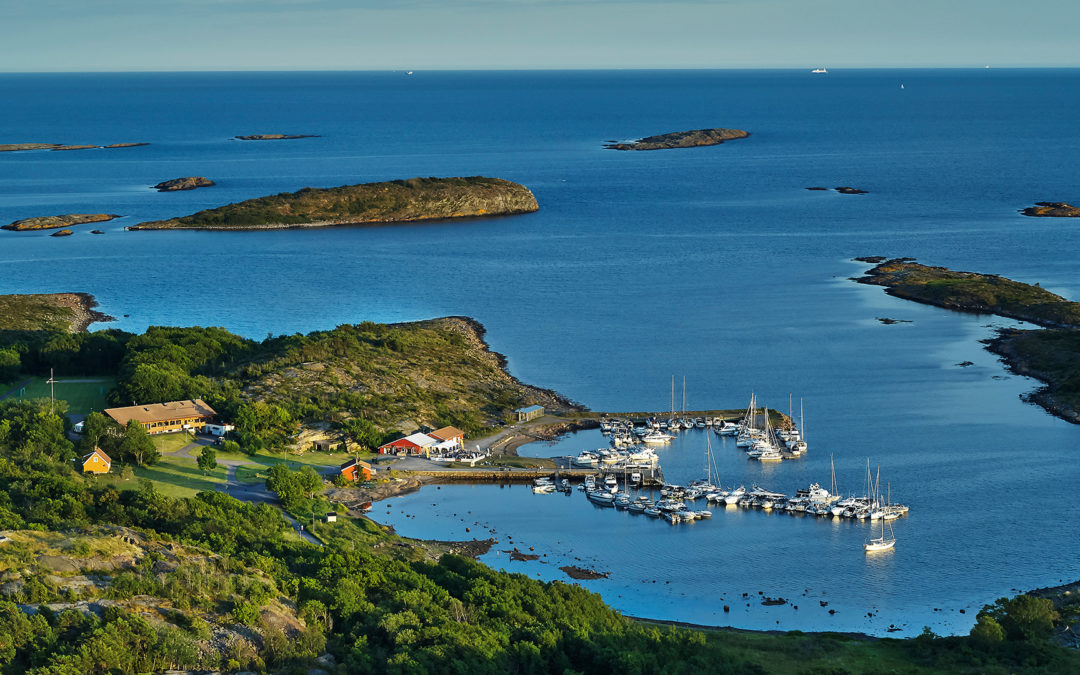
[2,214,122,232]
[1020,202,1080,217]
[234,133,319,141]
[604,128,749,151]
[807,186,869,194]
[0,142,148,152]
[153,176,215,192]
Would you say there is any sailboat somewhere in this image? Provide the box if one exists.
[864,463,896,552]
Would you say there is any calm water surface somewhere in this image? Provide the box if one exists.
[2,69,1080,635]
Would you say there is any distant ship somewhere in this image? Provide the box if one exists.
[811,67,828,74]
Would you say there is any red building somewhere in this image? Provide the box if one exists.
[339,458,373,482]
[377,432,438,455]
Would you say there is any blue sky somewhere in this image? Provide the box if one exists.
[2,0,1077,71]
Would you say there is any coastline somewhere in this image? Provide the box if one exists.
[128,210,539,231]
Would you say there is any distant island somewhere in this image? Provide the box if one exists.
[3,214,121,232]
[604,128,749,151]
[153,176,215,192]
[234,134,319,141]
[130,176,539,230]
[0,142,148,152]
[856,258,1080,423]
[1020,202,1080,218]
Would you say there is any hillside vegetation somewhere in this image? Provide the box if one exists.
[0,293,110,334]
[131,176,538,230]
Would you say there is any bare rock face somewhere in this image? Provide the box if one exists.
[50,229,74,237]
[1020,202,1080,217]
[153,176,216,192]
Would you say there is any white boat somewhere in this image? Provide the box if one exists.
[573,451,599,467]
[532,484,556,494]
[644,506,661,517]
[587,490,615,506]
[641,431,675,445]
[812,67,827,73]
[865,512,896,552]
[724,486,746,505]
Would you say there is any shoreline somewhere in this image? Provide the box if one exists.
[128,209,540,231]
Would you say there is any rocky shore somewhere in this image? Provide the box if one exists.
[0,142,148,152]
[0,292,113,333]
[234,134,318,141]
[605,128,749,151]
[3,214,122,231]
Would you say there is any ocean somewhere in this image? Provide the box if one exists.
[2,68,1080,635]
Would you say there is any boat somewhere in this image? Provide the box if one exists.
[586,490,615,506]
[573,451,599,467]
[644,505,661,517]
[865,511,896,552]
[641,431,675,445]
[812,67,827,73]
[724,486,746,505]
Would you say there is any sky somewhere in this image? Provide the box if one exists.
[1,0,1077,71]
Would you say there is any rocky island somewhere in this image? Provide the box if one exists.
[153,176,215,192]
[234,133,319,141]
[1020,202,1080,218]
[604,128,749,151]
[130,176,539,230]
[0,142,148,152]
[856,258,1080,423]
[3,214,121,231]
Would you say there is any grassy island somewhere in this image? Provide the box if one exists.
[857,259,1080,423]
[604,128,749,151]
[130,176,539,230]
[3,213,121,231]
[0,292,111,333]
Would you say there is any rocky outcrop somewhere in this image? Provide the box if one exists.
[0,143,148,152]
[3,214,121,231]
[131,176,539,230]
[153,176,215,192]
[234,133,319,140]
[103,142,149,148]
[0,292,113,332]
[604,128,749,151]
[1020,202,1080,217]
[50,229,73,237]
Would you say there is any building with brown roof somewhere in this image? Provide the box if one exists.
[428,426,465,450]
[104,399,217,435]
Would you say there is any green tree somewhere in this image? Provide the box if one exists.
[197,447,217,474]
[116,421,160,467]
[970,614,1006,644]
[0,348,19,381]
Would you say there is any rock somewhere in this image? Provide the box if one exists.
[876,317,912,325]
[956,361,974,367]
[103,142,149,148]
[1020,202,1080,217]
[153,176,215,192]
[51,229,74,237]
[805,186,830,191]
[51,145,99,151]
[605,128,749,151]
[4,214,121,231]
[835,186,868,194]
[853,256,887,263]
[234,133,319,140]
[90,230,104,234]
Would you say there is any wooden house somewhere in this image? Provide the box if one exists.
[80,447,111,474]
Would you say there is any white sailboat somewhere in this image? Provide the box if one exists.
[864,463,896,552]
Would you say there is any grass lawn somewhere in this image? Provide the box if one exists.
[477,455,556,469]
[10,376,116,415]
[134,454,228,498]
[151,432,197,456]
[235,465,267,484]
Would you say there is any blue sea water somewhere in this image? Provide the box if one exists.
[3,69,1080,635]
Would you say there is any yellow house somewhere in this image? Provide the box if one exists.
[81,447,111,474]
[104,399,217,435]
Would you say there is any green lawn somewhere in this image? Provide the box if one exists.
[235,465,266,485]
[134,453,228,498]
[8,376,116,415]
[151,432,197,456]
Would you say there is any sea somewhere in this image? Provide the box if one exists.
[2,69,1080,636]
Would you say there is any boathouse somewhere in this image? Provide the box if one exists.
[80,447,111,474]
[339,458,373,482]
[104,399,217,435]
[515,405,544,422]
[378,432,438,455]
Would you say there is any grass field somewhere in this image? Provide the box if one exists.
[6,377,115,415]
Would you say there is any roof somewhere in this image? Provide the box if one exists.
[516,405,544,414]
[340,458,371,471]
[404,432,438,447]
[104,399,217,426]
[82,447,111,465]
[429,426,465,441]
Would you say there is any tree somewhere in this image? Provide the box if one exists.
[970,614,1005,644]
[980,595,1060,642]
[197,447,217,474]
[117,421,159,467]
[0,348,19,382]
[265,464,323,506]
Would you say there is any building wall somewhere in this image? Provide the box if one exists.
[142,416,212,435]
[82,455,110,473]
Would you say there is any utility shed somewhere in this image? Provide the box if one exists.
[515,405,544,422]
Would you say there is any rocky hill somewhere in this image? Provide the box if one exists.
[130,176,539,230]
[605,128,749,150]
[0,293,112,332]
[3,214,121,231]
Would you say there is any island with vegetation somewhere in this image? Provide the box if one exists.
[3,214,121,231]
[0,292,112,333]
[153,176,215,192]
[130,176,539,230]
[0,142,148,152]
[604,128,749,151]
[1021,202,1080,217]
[0,294,1077,671]
[856,258,1080,423]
